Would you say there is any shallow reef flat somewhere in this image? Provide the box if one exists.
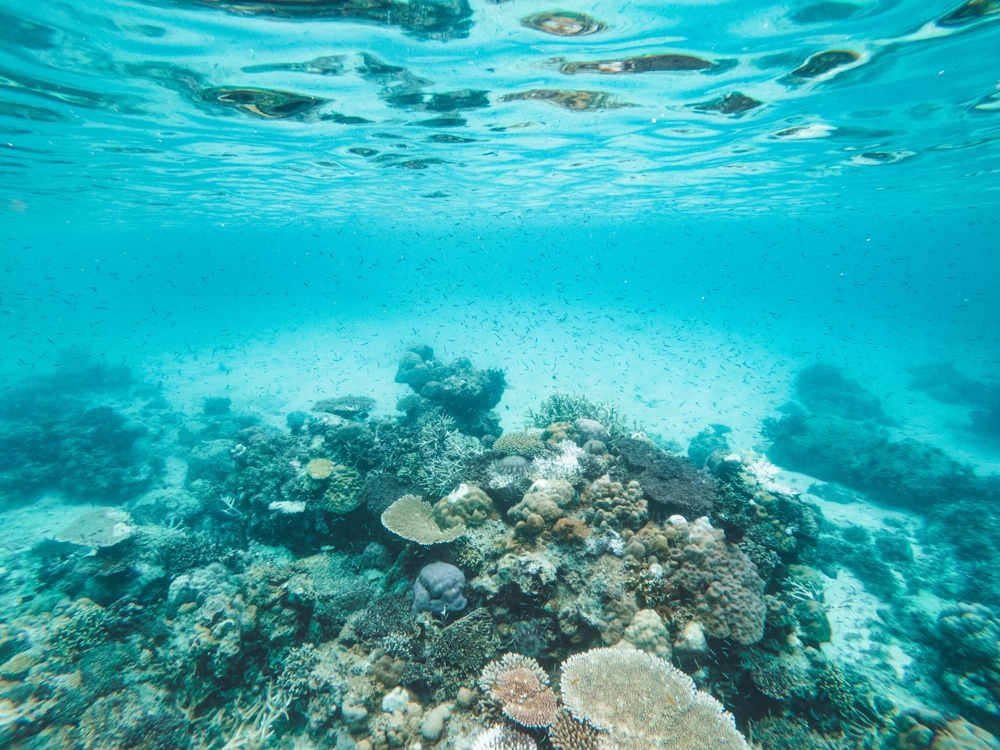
[0,349,999,750]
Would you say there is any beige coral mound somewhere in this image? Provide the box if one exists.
[559,647,750,750]
[381,494,465,544]
[480,653,558,728]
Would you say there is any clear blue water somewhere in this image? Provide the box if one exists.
[2,2,1000,749]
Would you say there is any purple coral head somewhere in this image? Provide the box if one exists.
[412,561,467,616]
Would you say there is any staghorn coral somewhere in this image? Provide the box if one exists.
[382,494,466,544]
[581,474,647,532]
[414,414,487,495]
[559,646,750,749]
[480,653,557,728]
[529,393,628,441]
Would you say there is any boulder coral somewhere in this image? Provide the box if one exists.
[665,517,767,645]
[433,483,499,528]
[508,478,577,537]
[581,474,647,532]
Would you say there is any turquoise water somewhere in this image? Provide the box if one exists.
[2,2,1000,750]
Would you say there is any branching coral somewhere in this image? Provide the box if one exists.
[471,724,538,750]
[549,708,602,750]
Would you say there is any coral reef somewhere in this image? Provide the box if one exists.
[935,604,1000,723]
[794,363,890,422]
[395,345,506,435]
[764,406,981,510]
[3,348,991,750]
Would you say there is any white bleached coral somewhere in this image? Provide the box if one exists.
[471,725,538,750]
[529,441,586,484]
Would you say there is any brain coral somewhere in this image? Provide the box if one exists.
[559,647,750,750]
